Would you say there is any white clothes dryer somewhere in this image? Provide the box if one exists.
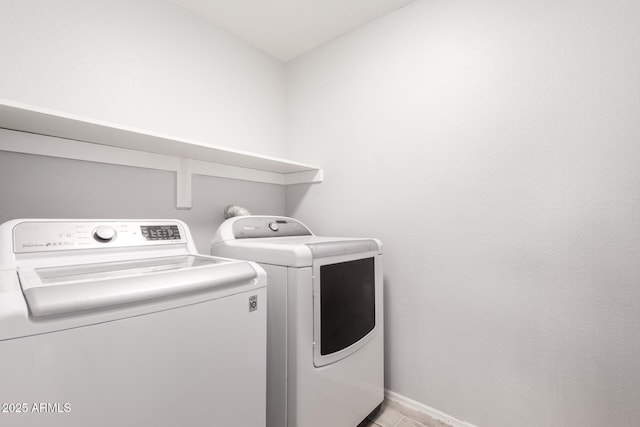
[0,219,267,427]
[211,216,383,427]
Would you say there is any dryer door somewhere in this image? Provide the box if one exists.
[312,253,377,367]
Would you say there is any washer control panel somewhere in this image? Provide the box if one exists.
[140,225,181,241]
[231,217,312,239]
[13,221,185,253]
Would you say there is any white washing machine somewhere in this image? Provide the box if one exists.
[0,219,267,427]
[211,215,383,427]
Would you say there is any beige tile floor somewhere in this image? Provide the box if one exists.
[359,399,453,427]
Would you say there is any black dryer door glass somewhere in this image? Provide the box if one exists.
[320,257,375,356]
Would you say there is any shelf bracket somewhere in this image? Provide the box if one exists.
[176,158,192,209]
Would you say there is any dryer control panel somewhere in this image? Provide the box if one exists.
[13,220,186,253]
[231,217,312,239]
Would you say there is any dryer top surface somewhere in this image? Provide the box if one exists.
[211,216,382,267]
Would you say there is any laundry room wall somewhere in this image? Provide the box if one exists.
[0,149,284,252]
[0,0,286,158]
[0,0,287,246]
[286,1,640,426]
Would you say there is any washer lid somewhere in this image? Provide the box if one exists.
[25,255,222,285]
[17,255,258,317]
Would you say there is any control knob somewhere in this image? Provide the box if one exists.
[268,222,279,232]
[93,226,117,242]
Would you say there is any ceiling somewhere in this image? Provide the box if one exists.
[171,0,417,62]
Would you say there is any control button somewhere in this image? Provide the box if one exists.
[268,222,279,232]
[93,226,117,242]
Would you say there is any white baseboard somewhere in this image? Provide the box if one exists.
[384,390,479,427]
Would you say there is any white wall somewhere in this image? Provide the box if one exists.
[0,149,284,253]
[0,0,288,244]
[0,0,286,157]
[286,1,640,426]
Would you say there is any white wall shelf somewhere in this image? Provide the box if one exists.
[0,99,323,208]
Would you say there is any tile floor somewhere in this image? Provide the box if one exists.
[359,399,453,427]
